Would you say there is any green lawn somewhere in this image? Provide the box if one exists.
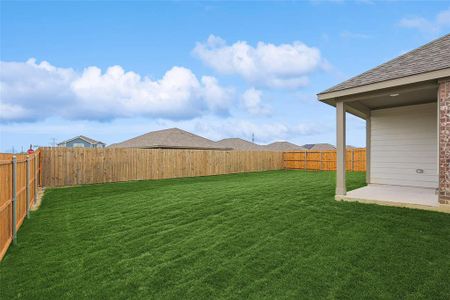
[1,171,449,299]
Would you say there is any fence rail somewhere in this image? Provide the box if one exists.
[1,147,365,261]
[40,147,285,187]
[40,147,366,188]
[283,148,366,172]
[0,151,41,261]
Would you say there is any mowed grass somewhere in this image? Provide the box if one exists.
[1,171,450,299]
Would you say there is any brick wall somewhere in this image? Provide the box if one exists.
[439,79,450,204]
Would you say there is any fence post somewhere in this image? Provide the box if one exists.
[39,150,42,187]
[304,150,307,170]
[12,156,17,244]
[26,155,30,219]
[320,151,323,171]
[34,153,38,206]
[351,149,355,172]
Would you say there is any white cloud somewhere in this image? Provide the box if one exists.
[189,118,322,144]
[200,76,234,114]
[399,17,436,34]
[0,103,30,121]
[399,8,450,35]
[437,8,450,27]
[241,88,271,116]
[193,35,325,89]
[193,119,289,142]
[0,116,328,151]
[0,59,233,122]
[290,123,323,136]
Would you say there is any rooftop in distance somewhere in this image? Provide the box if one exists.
[108,128,230,150]
[103,128,339,151]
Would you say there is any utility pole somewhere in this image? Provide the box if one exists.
[252,133,255,143]
[50,138,57,147]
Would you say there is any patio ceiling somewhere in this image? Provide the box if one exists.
[321,80,439,119]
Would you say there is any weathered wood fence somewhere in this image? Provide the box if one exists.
[0,151,41,261]
[283,148,366,172]
[40,147,285,187]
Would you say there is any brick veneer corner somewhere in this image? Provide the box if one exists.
[439,79,450,204]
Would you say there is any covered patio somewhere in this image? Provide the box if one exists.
[342,185,449,213]
[318,34,450,212]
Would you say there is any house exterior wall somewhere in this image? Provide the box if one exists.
[439,79,450,204]
[94,143,106,148]
[64,138,95,148]
[370,102,438,188]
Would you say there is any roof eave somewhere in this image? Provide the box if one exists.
[317,68,450,102]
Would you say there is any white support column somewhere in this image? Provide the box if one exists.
[366,113,371,184]
[336,101,346,196]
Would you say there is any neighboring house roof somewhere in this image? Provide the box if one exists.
[302,143,336,151]
[109,128,230,150]
[319,34,450,95]
[264,142,305,151]
[215,138,263,151]
[58,135,105,146]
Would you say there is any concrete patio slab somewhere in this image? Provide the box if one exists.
[337,184,450,213]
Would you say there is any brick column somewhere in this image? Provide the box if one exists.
[439,79,450,204]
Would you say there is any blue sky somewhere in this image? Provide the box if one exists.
[1,1,449,152]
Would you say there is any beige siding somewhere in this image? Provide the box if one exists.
[370,102,438,188]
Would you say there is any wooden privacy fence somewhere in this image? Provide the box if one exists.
[0,151,42,261]
[283,148,366,171]
[1,147,364,260]
[40,147,284,187]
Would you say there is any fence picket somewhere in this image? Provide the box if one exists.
[1,147,365,262]
[39,148,285,187]
[283,148,366,172]
[0,150,42,261]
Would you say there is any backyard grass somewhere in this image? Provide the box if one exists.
[1,170,449,299]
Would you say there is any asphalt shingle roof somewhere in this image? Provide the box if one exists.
[320,34,450,94]
[264,142,305,151]
[215,138,263,151]
[109,128,227,150]
[58,135,104,145]
[302,143,336,151]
